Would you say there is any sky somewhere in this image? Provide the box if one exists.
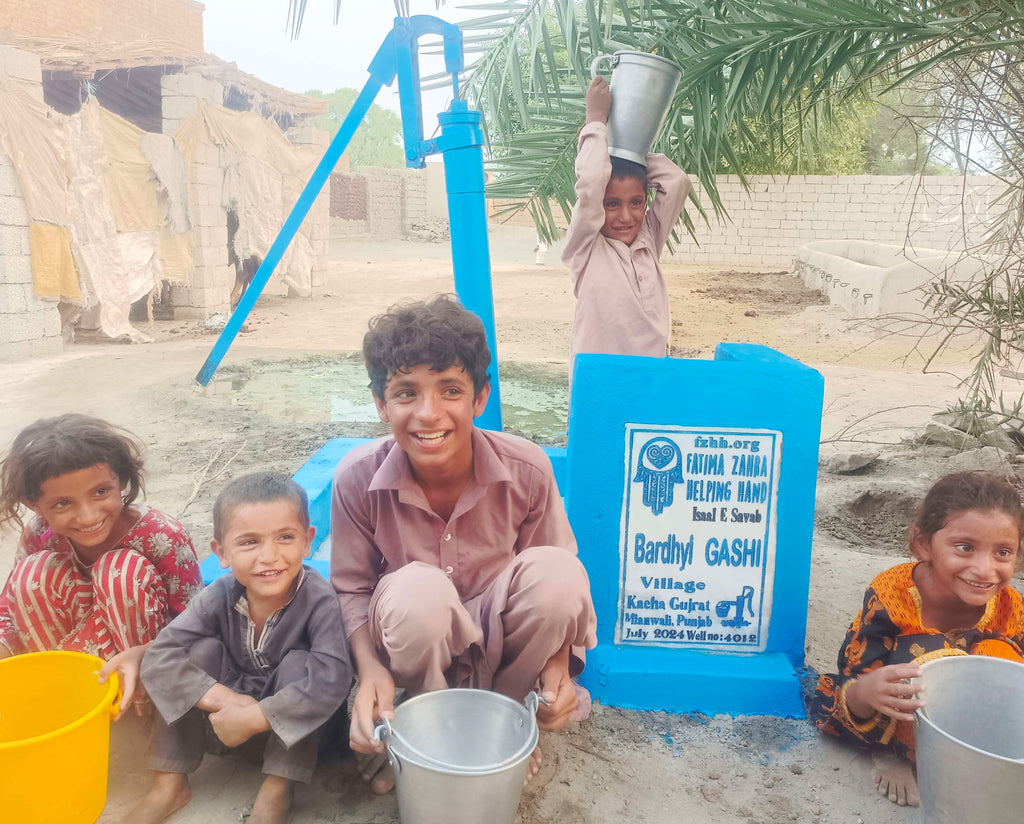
[201,0,481,135]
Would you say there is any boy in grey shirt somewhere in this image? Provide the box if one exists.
[126,473,352,824]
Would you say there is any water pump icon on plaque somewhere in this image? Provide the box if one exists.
[617,426,781,653]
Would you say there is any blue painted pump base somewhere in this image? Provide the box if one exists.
[580,649,805,717]
[567,344,823,720]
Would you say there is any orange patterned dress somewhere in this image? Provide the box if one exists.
[810,562,1024,760]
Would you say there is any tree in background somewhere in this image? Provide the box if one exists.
[304,88,404,170]
[728,97,876,176]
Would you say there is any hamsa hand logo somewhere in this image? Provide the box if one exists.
[634,437,683,516]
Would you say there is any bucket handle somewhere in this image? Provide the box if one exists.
[372,691,548,776]
[110,676,123,719]
[95,670,123,718]
[590,53,618,80]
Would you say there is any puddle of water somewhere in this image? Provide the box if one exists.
[206,357,569,443]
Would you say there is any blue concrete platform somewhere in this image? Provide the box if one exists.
[586,650,802,716]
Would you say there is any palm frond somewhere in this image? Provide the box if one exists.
[456,0,1024,240]
[286,1,448,39]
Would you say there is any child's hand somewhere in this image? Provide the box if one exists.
[536,646,576,731]
[98,643,149,719]
[846,663,924,723]
[209,700,268,748]
[585,77,612,125]
[349,667,396,755]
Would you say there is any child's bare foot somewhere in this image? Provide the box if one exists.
[872,752,919,807]
[523,745,542,786]
[118,771,191,824]
[248,774,295,824]
[355,751,395,794]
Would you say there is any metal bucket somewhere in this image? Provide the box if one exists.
[375,689,541,824]
[915,655,1024,824]
[590,50,682,166]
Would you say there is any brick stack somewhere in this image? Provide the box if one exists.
[170,139,231,317]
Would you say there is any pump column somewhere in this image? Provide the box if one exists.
[437,101,502,431]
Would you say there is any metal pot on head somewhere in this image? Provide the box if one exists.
[590,50,682,166]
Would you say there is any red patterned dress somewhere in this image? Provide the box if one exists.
[811,562,1024,760]
[0,507,202,659]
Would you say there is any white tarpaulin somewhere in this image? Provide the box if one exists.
[177,101,320,296]
[0,80,171,341]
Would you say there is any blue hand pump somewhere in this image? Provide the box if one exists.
[196,14,503,431]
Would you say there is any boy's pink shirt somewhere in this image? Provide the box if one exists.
[330,428,576,637]
[561,122,690,366]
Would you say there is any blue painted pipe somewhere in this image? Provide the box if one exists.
[438,101,502,431]
[195,75,385,386]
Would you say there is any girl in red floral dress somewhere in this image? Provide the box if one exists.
[0,414,202,672]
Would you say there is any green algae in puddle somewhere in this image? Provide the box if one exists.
[206,356,569,445]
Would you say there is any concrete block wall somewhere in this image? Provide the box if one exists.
[288,125,330,290]
[0,147,62,361]
[172,139,229,317]
[0,46,44,103]
[161,72,223,136]
[669,174,1002,268]
[365,167,408,239]
[1,0,205,58]
[171,118,332,313]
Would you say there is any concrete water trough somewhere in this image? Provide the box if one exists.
[795,240,991,318]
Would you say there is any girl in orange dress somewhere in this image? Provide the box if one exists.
[811,471,1024,807]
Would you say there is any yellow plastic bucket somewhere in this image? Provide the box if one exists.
[0,651,120,823]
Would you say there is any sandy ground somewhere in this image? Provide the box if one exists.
[2,228,1012,823]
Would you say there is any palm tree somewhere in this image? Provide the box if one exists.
[456,2,1021,237]
[291,1,1024,424]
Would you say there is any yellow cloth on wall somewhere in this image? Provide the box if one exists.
[159,231,193,283]
[29,222,80,300]
[98,106,162,232]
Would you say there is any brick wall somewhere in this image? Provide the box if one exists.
[491,175,1002,267]
[0,146,63,361]
[0,0,204,56]
[331,174,368,220]
[329,163,448,241]
[335,169,1002,266]
[669,174,1001,267]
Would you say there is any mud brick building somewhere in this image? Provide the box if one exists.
[0,0,330,360]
